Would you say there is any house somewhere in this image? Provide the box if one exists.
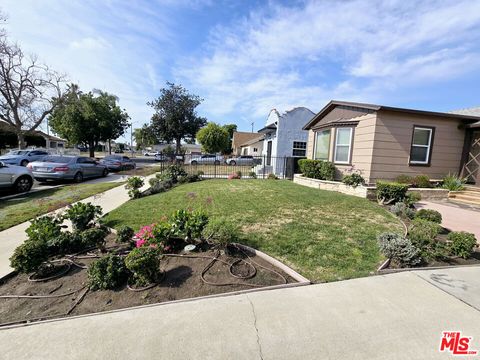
[255,107,315,176]
[35,131,66,149]
[232,132,261,155]
[238,135,263,156]
[303,100,480,185]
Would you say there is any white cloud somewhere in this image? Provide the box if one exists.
[69,37,111,50]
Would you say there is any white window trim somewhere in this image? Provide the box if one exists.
[333,127,353,164]
[292,141,307,157]
[410,127,433,165]
[313,129,331,161]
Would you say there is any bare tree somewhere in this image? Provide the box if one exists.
[0,36,66,148]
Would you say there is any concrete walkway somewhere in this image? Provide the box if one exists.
[417,200,480,242]
[1,267,479,359]
[0,175,155,278]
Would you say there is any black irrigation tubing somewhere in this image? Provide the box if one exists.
[28,263,72,283]
[126,272,166,292]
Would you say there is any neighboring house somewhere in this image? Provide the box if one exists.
[239,135,263,156]
[232,132,261,155]
[303,100,480,185]
[255,107,315,176]
[35,131,66,149]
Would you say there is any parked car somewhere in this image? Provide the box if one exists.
[114,149,124,154]
[0,149,49,167]
[0,161,34,193]
[100,155,136,171]
[28,155,108,183]
[188,154,222,165]
[154,153,169,162]
[143,150,160,156]
[225,155,258,166]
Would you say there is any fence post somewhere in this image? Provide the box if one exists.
[214,158,217,178]
[263,155,266,179]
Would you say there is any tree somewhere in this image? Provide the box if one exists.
[49,85,130,157]
[148,82,206,154]
[0,27,66,148]
[197,122,230,154]
[222,124,237,154]
[133,124,157,150]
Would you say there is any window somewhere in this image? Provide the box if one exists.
[253,148,258,152]
[314,130,331,160]
[292,141,307,157]
[334,128,353,164]
[410,126,434,165]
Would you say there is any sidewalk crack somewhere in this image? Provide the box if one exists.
[246,295,264,360]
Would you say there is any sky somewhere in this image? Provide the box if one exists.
[2,0,480,142]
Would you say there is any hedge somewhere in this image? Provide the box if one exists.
[298,159,336,181]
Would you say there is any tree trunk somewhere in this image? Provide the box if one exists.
[89,140,95,158]
[17,131,26,149]
[108,139,111,155]
[175,137,181,154]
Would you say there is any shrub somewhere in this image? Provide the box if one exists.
[298,159,335,181]
[117,226,135,244]
[149,177,160,187]
[170,209,209,242]
[378,233,422,267]
[408,219,443,260]
[376,181,409,204]
[47,231,84,254]
[390,202,416,219]
[178,174,201,184]
[412,174,432,188]
[10,240,49,273]
[125,247,161,286]
[228,172,241,180]
[125,177,144,199]
[64,202,102,231]
[448,231,477,259]
[81,227,109,251]
[415,209,442,224]
[202,218,240,245]
[248,171,257,179]
[235,170,242,178]
[267,173,278,180]
[404,192,421,206]
[87,254,128,290]
[442,174,466,191]
[395,174,413,184]
[159,164,187,183]
[197,170,204,176]
[342,173,365,187]
[25,216,62,244]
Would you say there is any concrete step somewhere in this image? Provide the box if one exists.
[465,185,480,193]
[448,197,480,206]
[448,193,480,205]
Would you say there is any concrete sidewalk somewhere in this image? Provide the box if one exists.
[0,175,155,278]
[1,268,479,359]
[417,201,480,242]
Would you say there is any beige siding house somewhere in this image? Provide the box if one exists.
[304,101,480,185]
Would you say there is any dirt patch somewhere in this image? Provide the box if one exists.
[0,243,294,326]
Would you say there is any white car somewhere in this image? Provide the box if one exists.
[188,154,223,165]
[0,161,34,193]
[143,150,160,156]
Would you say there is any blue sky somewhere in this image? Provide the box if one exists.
[3,0,480,142]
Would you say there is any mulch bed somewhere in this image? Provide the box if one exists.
[0,237,294,327]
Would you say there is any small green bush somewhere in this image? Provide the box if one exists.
[170,209,209,242]
[117,226,135,243]
[202,218,240,245]
[81,227,109,251]
[125,177,144,199]
[448,231,477,259]
[87,254,128,290]
[415,209,442,224]
[442,174,466,191]
[390,202,416,219]
[235,170,242,178]
[412,175,432,188]
[267,173,278,180]
[376,181,409,204]
[47,231,84,254]
[342,173,365,187]
[25,216,63,244]
[404,192,421,206]
[298,159,336,181]
[197,170,204,176]
[248,171,257,179]
[395,174,413,184]
[10,240,49,273]
[64,202,102,231]
[408,219,443,260]
[377,233,422,267]
[159,164,187,183]
[125,247,161,286]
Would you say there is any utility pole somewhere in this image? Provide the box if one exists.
[130,123,133,155]
[251,122,254,133]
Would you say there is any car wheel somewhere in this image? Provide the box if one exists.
[102,169,108,177]
[191,160,198,165]
[74,172,83,183]
[229,161,236,166]
[14,176,33,193]
[20,160,29,167]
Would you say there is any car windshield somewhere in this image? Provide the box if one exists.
[42,156,73,163]
[105,155,121,160]
[7,150,29,156]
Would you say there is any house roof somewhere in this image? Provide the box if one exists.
[240,135,264,147]
[34,130,66,142]
[232,131,261,149]
[303,100,480,130]
[257,124,277,133]
[450,106,480,128]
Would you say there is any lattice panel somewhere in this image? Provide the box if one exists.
[463,136,480,183]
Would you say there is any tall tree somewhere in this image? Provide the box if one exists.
[0,27,66,148]
[196,122,230,154]
[222,124,237,154]
[148,82,206,153]
[133,124,157,150]
[49,85,130,157]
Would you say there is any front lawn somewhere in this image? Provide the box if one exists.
[104,180,402,282]
[0,182,123,231]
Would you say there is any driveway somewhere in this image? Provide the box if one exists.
[1,268,479,359]
[416,200,480,242]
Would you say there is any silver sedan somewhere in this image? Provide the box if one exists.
[100,155,136,171]
[29,155,108,183]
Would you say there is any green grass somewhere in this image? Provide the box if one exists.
[104,180,402,283]
[0,182,123,231]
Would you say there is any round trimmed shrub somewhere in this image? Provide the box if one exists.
[81,227,109,251]
[125,247,160,286]
[87,254,128,290]
[415,209,442,224]
[390,202,416,219]
[202,218,240,245]
[64,202,102,231]
[377,232,422,267]
[412,174,432,188]
[10,240,49,274]
[448,231,477,259]
[116,225,135,244]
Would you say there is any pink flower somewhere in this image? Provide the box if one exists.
[136,239,146,248]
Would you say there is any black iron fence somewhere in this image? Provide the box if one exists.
[158,154,305,180]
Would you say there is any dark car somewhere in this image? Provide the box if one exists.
[100,155,136,171]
